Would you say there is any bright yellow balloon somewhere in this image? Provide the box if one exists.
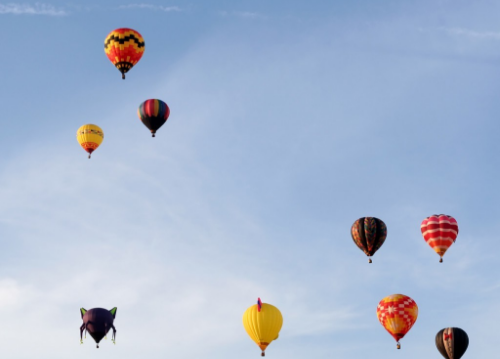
[76,124,104,159]
[243,300,283,357]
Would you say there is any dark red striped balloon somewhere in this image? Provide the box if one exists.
[137,99,170,137]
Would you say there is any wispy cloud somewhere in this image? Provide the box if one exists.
[119,3,181,12]
[442,27,500,40]
[219,10,266,19]
[0,3,67,16]
[0,279,28,307]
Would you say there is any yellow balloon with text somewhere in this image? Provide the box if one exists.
[76,124,104,159]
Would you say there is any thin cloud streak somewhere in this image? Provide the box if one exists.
[442,27,500,40]
[218,10,266,19]
[119,3,181,12]
[0,3,67,16]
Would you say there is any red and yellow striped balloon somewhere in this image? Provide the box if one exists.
[376,294,418,349]
[421,214,458,262]
[104,28,145,79]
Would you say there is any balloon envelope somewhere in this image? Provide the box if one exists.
[104,28,145,79]
[137,99,170,137]
[80,307,117,347]
[351,217,387,262]
[421,214,458,262]
[243,299,283,356]
[436,327,469,359]
[76,124,103,158]
[376,294,418,348]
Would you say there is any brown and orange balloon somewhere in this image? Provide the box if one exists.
[351,217,387,263]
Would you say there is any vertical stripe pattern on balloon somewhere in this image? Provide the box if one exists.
[351,217,387,257]
[137,99,170,136]
[435,327,469,359]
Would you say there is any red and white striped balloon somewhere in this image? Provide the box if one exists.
[421,214,458,262]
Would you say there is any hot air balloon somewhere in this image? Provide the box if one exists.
[138,99,170,137]
[436,327,469,359]
[351,217,387,263]
[376,294,418,349]
[76,124,104,159]
[80,307,117,348]
[243,298,283,357]
[104,28,145,79]
[421,214,458,262]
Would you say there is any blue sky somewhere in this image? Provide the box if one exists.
[0,0,499,358]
